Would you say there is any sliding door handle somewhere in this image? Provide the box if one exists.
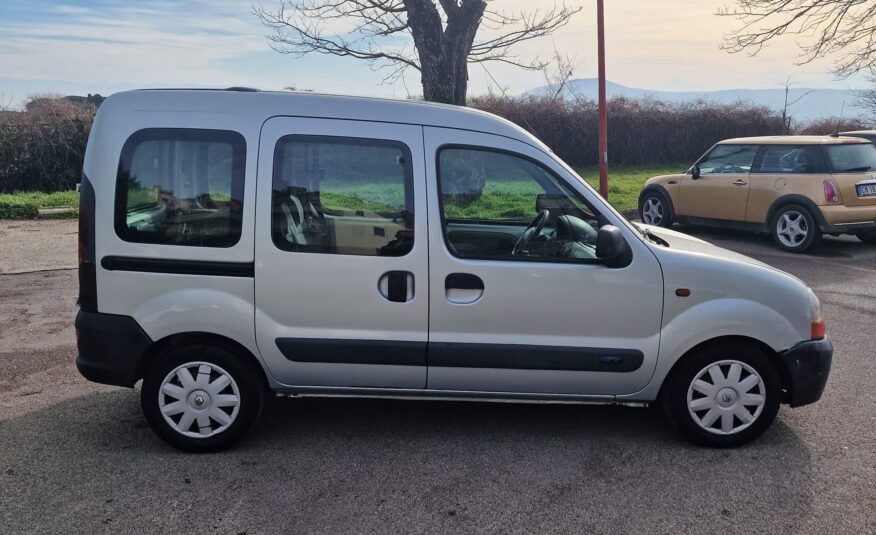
[379,271,414,303]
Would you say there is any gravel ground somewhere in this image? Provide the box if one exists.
[0,221,874,534]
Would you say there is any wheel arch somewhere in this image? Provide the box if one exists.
[135,332,271,391]
[656,334,790,404]
[765,194,828,232]
[638,184,677,222]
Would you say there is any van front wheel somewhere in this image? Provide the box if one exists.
[660,340,781,447]
[141,343,265,453]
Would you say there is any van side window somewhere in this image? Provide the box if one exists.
[437,147,602,262]
[115,128,246,247]
[753,145,827,174]
[271,135,414,256]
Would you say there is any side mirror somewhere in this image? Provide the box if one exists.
[690,164,701,180]
[596,225,629,267]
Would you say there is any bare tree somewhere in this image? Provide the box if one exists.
[717,0,876,78]
[778,76,814,133]
[254,1,581,105]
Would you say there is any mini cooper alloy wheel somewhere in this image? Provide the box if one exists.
[775,210,809,248]
[158,361,241,438]
[686,359,766,435]
[641,197,664,225]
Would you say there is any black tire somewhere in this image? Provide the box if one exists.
[770,204,821,253]
[856,230,876,244]
[638,189,673,228]
[141,342,265,453]
[660,340,781,448]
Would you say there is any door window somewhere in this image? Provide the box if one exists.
[272,135,414,256]
[753,145,827,173]
[115,128,246,247]
[437,147,601,262]
[698,144,758,174]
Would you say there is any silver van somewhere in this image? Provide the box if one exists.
[76,89,832,451]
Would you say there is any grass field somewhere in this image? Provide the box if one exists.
[0,164,686,220]
[0,191,79,219]
[575,163,687,210]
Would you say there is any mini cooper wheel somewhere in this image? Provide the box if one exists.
[771,204,821,253]
[141,343,265,453]
[661,341,781,447]
[638,190,673,228]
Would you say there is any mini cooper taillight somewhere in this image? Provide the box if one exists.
[823,179,840,203]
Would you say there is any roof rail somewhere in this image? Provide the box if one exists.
[225,87,259,92]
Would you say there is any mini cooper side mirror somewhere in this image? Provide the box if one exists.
[690,164,701,179]
[596,225,630,267]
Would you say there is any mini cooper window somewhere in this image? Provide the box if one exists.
[698,144,758,174]
[438,147,601,262]
[115,128,246,247]
[825,143,876,173]
[754,145,827,174]
[272,136,414,256]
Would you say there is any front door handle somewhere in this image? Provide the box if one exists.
[445,273,484,305]
[379,271,414,303]
[732,179,747,186]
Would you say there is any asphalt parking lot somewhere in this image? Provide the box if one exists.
[1,220,874,534]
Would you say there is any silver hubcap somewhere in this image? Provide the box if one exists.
[776,210,809,247]
[642,197,663,225]
[687,360,766,435]
[158,361,240,438]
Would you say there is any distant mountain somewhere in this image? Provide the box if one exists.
[531,78,867,122]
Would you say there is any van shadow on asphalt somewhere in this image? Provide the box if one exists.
[0,389,814,533]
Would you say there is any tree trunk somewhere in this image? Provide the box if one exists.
[405,0,485,106]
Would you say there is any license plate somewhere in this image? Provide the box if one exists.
[857,183,876,197]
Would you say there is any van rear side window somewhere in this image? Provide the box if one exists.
[115,128,246,247]
[271,135,414,256]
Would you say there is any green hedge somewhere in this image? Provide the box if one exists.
[0,191,79,219]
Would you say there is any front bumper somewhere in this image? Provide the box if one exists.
[778,337,832,407]
[75,310,152,388]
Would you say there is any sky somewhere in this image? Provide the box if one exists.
[0,0,869,108]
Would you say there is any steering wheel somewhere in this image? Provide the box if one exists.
[512,209,550,255]
[716,162,739,174]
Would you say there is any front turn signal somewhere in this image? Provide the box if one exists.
[811,320,826,340]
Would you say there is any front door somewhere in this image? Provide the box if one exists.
[424,127,664,396]
[254,118,428,389]
[678,144,757,221]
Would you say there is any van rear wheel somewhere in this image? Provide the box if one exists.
[771,204,821,253]
[660,340,781,447]
[141,343,265,453]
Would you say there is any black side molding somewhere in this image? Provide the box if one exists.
[277,339,643,372]
[277,338,428,366]
[429,342,644,372]
[101,256,254,277]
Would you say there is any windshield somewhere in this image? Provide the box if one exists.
[825,143,876,173]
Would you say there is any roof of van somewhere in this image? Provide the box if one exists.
[719,135,872,145]
[838,130,876,135]
[100,89,548,150]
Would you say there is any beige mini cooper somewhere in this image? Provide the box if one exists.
[639,136,876,252]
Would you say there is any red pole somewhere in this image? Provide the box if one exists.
[597,0,608,199]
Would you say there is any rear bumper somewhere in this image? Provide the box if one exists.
[818,205,876,233]
[75,310,152,388]
[778,337,832,407]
